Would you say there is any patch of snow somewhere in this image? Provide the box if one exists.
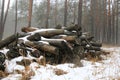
[2,74,22,80]
[1,47,120,80]
[19,35,29,42]
[29,29,58,35]
[0,48,9,54]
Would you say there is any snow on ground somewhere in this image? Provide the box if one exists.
[1,47,120,80]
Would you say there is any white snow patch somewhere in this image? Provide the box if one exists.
[1,47,120,80]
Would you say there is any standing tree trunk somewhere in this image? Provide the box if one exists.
[28,0,33,27]
[103,0,107,42]
[107,0,112,43]
[46,0,50,28]
[78,0,83,28]
[64,0,68,27]
[15,0,18,34]
[111,1,115,44]
[54,0,58,26]
[116,0,119,44]
[73,1,76,24]
[3,0,10,27]
[0,0,5,40]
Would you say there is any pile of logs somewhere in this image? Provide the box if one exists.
[0,24,102,70]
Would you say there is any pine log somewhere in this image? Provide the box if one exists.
[23,29,64,38]
[52,35,76,42]
[81,41,102,47]
[84,47,101,51]
[21,27,38,33]
[0,52,6,64]
[27,33,41,41]
[90,42,102,47]
[63,24,81,31]
[0,33,26,49]
[30,49,42,58]
[6,47,21,60]
[25,41,59,55]
[80,36,94,41]
[37,29,64,38]
[42,39,66,47]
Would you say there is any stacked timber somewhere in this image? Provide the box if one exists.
[0,25,102,68]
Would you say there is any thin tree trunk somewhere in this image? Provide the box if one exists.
[73,1,76,24]
[15,0,18,34]
[64,0,68,27]
[28,0,33,27]
[46,0,50,28]
[103,0,107,42]
[111,1,115,44]
[54,0,58,26]
[0,0,5,40]
[3,0,10,29]
[116,0,119,44]
[78,0,83,28]
[107,0,112,43]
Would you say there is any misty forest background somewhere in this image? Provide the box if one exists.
[0,0,120,45]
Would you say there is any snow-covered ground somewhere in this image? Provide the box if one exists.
[1,47,120,80]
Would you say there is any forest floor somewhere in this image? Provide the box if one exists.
[0,45,120,80]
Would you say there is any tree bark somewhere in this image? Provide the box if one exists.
[30,29,64,38]
[28,0,33,27]
[52,35,76,42]
[46,0,50,28]
[25,41,59,55]
[0,33,26,49]
[0,0,5,40]
[27,33,41,41]
[42,39,67,47]
[78,0,83,28]
[3,0,10,28]
[64,0,68,27]
[21,27,37,33]
[54,0,58,26]
[15,0,18,34]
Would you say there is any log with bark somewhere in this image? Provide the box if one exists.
[0,52,6,64]
[84,46,101,51]
[0,33,27,49]
[25,41,59,55]
[27,33,41,41]
[41,39,66,48]
[0,24,103,65]
[21,27,38,33]
[52,35,77,42]
[63,24,81,31]
[81,41,102,47]
[37,29,64,38]
[23,29,65,38]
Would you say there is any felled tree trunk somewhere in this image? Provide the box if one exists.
[41,39,66,47]
[81,41,102,47]
[0,33,26,49]
[23,29,64,38]
[52,35,76,42]
[63,24,81,31]
[21,27,38,33]
[27,33,41,41]
[84,46,101,51]
[37,29,64,38]
[25,41,59,55]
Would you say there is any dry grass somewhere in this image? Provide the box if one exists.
[37,56,46,66]
[54,68,67,76]
[15,66,35,80]
[21,66,35,80]
[0,70,9,78]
